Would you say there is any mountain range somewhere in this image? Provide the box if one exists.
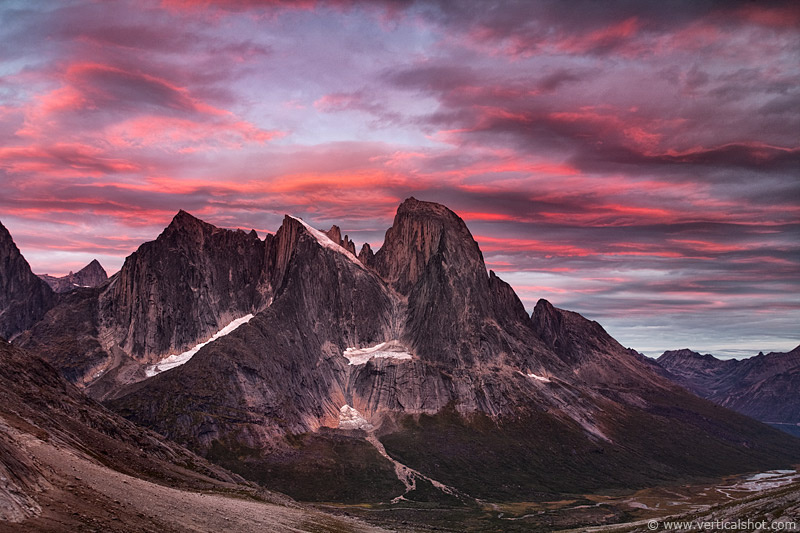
[1,198,798,509]
[657,347,800,437]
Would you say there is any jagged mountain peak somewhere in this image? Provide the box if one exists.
[99,210,270,363]
[76,258,107,280]
[38,258,108,293]
[85,258,103,269]
[164,209,214,235]
[374,197,485,295]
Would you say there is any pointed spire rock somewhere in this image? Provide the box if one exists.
[342,235,357,256]
[325,225,342,245]
[358,242,374,267]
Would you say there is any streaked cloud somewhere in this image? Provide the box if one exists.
[0,0,797,355]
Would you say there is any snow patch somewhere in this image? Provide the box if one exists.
[343,341,412,365]
[517,370,551,383]
[145,314,254,377]
[527,373,551,383]
[736,470,798,492]
[288,215,364,268]
[338,405,373,430]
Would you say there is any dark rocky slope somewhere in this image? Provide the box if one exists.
[0,222,55,340]
[0,338,243,523]
[0,339,385,532]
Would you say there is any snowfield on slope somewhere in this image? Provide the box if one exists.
[517,370,551,383]
[288,215,366,269]
[343,341,413,365]
[145,314,254,377]
[338,405,373,430]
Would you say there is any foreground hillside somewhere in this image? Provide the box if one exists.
[0,339,383,532]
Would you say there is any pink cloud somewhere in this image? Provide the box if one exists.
[556,17,644,56]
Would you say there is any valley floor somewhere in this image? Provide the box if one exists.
[0,423,388,533]
[314,468,800,532]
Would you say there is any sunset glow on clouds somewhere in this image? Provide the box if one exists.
[1,0,798,356]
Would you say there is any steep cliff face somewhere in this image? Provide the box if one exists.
[38,259,108,293]
[374,197,541,369]
[657,346,800,426]
[0,222,55,340]
[100,210,271,362]
[113,214,398,447]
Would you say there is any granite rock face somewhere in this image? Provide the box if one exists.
[38,259,108,293]
[100,210,272,362]
[657,346,800,425]
[0,221,55,340]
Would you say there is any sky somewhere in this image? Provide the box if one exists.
[0,0,798,357]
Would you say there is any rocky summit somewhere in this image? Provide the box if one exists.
[2,199,799,506]
[38,259,108,293]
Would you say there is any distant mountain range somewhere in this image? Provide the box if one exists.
[1,198,798,508]
[656,347,800,437]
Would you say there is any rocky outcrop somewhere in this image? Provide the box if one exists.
[323,224,357,255]
[358,242,375,267]
[0,221,55,340]
[657,346,800,425]
[38,259,108,293]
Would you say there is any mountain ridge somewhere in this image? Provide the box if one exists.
[2,200,798,505]
[656,346,800,428]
